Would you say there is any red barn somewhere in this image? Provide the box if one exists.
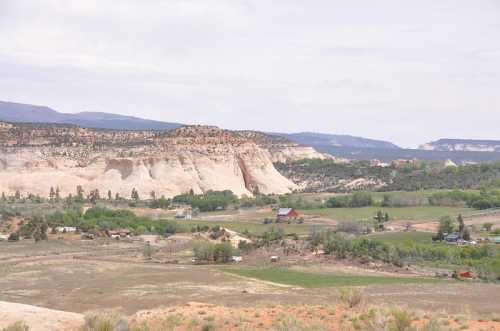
[276,208,299,223]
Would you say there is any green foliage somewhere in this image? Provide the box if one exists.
[326,192,373,208]
[148,196,171,209]
[223,267,437,288]
[7,232,20,241]
[279,194,325,209]
[173,190,237,212]
[143,242,155,260]
[258,227,285,247]
[277,159,500,193]
[314,229,500,281]
[44,207,182,236]
[239,194,278,208]
[193,241,237,263]
[18,214,48,241]
[326,195,352,208]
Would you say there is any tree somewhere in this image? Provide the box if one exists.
[1,192,6,201]
[76,185,84,201]
[131,188,140,202]
[150,191,156,200]
[55,187,60,201]
[49,187,56,201]
[89,189,100,205]
[435,216,455,241]
[457,214,465,238]
[462,227,471,241]
[14,190,21,200]
[108,190,112,200]
[374,211,385,231]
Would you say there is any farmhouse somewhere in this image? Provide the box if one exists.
[276,208,298,222]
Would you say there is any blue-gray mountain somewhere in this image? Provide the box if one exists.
[0,101,182,131]
[0,100,398,149]
[272,132,400,150]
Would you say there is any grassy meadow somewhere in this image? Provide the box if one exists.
[299,206,472,222]
[222,267,441,288]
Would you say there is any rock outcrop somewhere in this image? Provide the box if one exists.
[0,123,325,198]
[420,139,500,152]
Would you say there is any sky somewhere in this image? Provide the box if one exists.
[0,0,499,148]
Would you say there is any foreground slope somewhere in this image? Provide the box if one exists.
[0,122,326,198]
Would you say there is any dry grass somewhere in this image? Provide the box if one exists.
[338,288,364,309]
[1,322,30,331]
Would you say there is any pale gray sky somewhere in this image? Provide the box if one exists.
[0,0,499,147]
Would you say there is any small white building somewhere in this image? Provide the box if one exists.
[56,227,77,233]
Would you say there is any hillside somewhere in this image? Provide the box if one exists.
[0,101,182,131]
[275,158,500,192]
[0,122,326,198]
[420,139,500,152]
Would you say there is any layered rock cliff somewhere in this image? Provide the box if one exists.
[420,139,500,152]
[0,123,325,198]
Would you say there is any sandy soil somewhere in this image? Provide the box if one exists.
[130,302,500,331]
[0,301,83,331]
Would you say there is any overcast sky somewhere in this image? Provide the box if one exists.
[1,0,499,147]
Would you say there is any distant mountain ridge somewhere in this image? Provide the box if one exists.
[0,100,399,150]
[420,139,500,152]
[0,101,183,131]
[274,132,400,150]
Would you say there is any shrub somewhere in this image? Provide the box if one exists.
[82,311,128,331]
[326,195,352,208]
[142,243,155,260]
[355,309,390,331]
[390,309,413,331]
[193,241,237,263]
[336,221,363,234]
[2,321,30,331]
[272,316,326,331]
[201,322,216,331]
[7,232,19,242]
[338,288,363,309]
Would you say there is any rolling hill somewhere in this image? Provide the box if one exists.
[0,101,182,131]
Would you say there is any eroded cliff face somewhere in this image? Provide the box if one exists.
[0,123,324,198]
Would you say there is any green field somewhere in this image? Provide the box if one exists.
[223,267,440,288]
[366,231,434,246]
[171,219,317,236]
[300,206,472,222]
